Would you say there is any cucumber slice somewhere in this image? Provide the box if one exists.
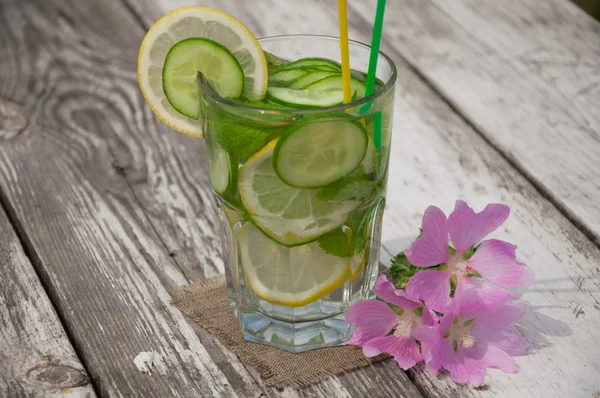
[306,75,366,93]
[264,51,288,68]
[287,71,339,89]
[273,120,368,188]
[276,57,341,71]
[208,140,232,194]
[268,69,308,86]
[206,130,239,197]
[267,75,366,108]
[266,87,343,108]
[163,38,244,120]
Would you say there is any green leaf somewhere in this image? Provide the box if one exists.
[390,304,404,316]
[236,97,293,110]
[448,245,456,256]
[413,307,424,317]
[467,269,483,278]
[450,274,458,298]
[208,113,285,160]
[344,207,370,254]
[316,170,377,202]
[317,228,353,258]
[389,253,421,289]
[462,246,475,260]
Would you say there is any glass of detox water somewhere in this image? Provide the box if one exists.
[200,35,396,352]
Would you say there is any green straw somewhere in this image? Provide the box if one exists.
[363,0,386,148]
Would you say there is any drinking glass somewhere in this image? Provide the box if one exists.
[200,35,396,352]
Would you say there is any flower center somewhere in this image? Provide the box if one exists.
[445,316,477,351]
[460,333,476,348]
[448,254,469,275]
[393,311,422,337]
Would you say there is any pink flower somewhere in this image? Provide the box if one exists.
[345,275,437,369]
[404,200,535,312]
[413,289,530,385]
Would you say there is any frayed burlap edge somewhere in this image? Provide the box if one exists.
[171,276,387,389]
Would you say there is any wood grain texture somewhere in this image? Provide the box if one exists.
[352,0,600,245]
[346,2,600,396]
[0,205,95,397]
[0,0,421,396]
[0,0,599,397]
[0,0,259,396]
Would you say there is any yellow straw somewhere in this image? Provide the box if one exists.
[337,0,352,103]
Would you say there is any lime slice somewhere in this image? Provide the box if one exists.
[238,223,349,306]
[273,120,368,188]
[138,6,268,137]
[239,140,357,246]
[163,38,243,119]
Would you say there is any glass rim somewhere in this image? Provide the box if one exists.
[199,34,397,116]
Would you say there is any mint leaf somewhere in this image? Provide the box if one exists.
[208,111,286,159]
[317,228,353,258]
[344,207,371,254]
[316,170,377,201]
[210,119,271,159]
[236,97,293,110]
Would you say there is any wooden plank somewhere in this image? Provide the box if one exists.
[351,0,600,245]
[0,0,421,397]
[1,0,598,397]
[345,3,600,397]
[126,0,600,395]
[0,201,95,397]
[83,0,600,394]
[88,0,424,397]
[0,0,260,397]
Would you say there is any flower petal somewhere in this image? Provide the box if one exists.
[427,340,487,385]
[454,344,490,386]
[412,324,441,343]
[456,276,517,308]
[405,269,452,312]
[345,300,397,346]
[363,336,423,370]
[422,338,452,374]
[373,274,421,310]
[405,206,450,267]
[421,307,439,327]
[468,239,535,287]
[481,345,517,373]
[471,302,528,339]
[488,331,530,356]
[448,201,510,253]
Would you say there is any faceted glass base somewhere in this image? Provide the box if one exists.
[241,312,353,353]
[219,196,385,352]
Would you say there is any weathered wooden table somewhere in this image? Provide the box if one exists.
[1,0,599,396]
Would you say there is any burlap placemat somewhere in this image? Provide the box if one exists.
[171,277,386,389]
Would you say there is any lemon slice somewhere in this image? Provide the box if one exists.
[238,223,349,306]
[350,249,368,282]
[138,6,268,137]
[239,139,358,246]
